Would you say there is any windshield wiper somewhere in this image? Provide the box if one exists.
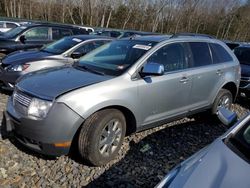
[77,64,105,76]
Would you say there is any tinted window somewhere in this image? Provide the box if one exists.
[0,22,4,28]
[6,23,17,29]
[147,43,187,72]
[52,28,72,40]
[230,120,250,160]
[3,26,27,38]
[234,47,250,65]
[74,40,109,55]
[210,43,233,64]
[41,37,82,54]
[189,42,212,67]
[24,27,49,40]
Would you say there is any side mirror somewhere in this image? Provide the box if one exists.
[19,35,26,44]
[141,62,164,77]
[217,108,237,126]
[71,51,84,59]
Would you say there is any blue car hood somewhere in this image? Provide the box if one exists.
[17,66,112,100]
[170,140,250,188]
[2,50,55,65]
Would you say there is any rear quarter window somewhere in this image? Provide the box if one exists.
[189,42,212,67]
[210,43,233,64]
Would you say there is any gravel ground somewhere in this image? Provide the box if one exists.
[0,92,249,188]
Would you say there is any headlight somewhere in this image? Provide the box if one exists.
[7,64,30,72]
[28,98,53,119]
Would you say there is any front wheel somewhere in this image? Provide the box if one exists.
[212,89,233,114]
[78,109,126,166]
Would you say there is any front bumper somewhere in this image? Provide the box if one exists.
[4,96,84,156]
[0,67,23,90]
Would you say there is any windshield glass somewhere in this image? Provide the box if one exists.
[3,26,27,38]
[42,37,83,54]
[78,40,156,76]
[230,119,250,161]
[234,48,250,65]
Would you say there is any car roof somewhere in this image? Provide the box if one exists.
[119,35,171,43]
[66,35,113,40]
[20,22,85,29]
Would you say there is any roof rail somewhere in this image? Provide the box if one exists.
[170,33,215,39]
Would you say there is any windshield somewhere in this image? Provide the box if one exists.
[229,119,250,161]
[78,40,156,76]
[3,26,27,38]
[41,37,83,55]
[234,48,250,65]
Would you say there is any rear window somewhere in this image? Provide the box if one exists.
[6,23,17,29]
[234,47,250,65]
[189,42,212,67]
[210,43,233,64]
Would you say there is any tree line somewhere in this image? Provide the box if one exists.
[0,0,250,41]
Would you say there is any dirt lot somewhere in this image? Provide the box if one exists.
[0,91,249,187]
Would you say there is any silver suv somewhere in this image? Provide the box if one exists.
[4,34,240,166]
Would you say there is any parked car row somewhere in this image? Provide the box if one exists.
[0,19,249,187]
[0,22,90,57]
[92,28,159,38]
[1,33,241,166]
[0,35,112,90]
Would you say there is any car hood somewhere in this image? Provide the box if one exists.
[240,63,250,77]
[170,140,250,188]
[2,50,58,65]
[16,66,112,100]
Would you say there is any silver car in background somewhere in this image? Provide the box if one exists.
[4,34,240,166]
[0,35,112,90]
[156,108,250,188]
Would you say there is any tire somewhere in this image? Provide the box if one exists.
[78,109,126,166]
[211,89,233,114]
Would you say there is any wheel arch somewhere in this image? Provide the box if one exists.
[96,105,137,136]
[221,82,238,101]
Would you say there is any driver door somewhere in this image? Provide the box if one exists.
[136,42,192,126]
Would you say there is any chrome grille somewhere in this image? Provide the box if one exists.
[13,90,32,107]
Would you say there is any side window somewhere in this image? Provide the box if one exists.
[74,41,108,55]
[210,43,233,64]
[6,23,17,29]
[52,28,72,40]
[24,27,49,40]
[189,42,212,67]
[147,43,187,72]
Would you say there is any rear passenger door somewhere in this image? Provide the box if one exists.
[187,42,223,110]
[137,42,192,126]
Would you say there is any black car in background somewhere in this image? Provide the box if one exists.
[234,45,250,97]
[93,28,158,38]
[0,23,89,57]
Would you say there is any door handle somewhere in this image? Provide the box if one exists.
[179,77,189,83]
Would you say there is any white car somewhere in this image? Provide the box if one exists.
[0,21,20,33]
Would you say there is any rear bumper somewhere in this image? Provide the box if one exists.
[3,97,84,156]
